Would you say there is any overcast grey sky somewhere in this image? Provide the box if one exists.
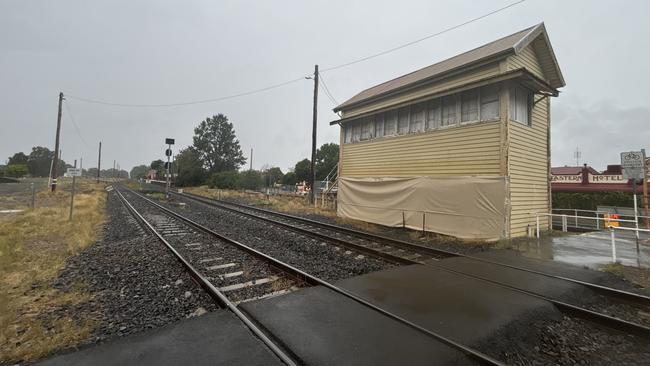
[2,0,649,173]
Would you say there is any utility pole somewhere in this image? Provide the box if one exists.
[250,148,253,171]
[51,92,64,192]
[96,141,102,183]
[643,149,649,229]
[113,160,116,180]
[69,159,77,220]
[309,65,319,204]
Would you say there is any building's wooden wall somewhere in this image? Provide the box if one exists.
[337,38,554,238]
[508,44,545,80]
[340,121,502,178]
[506,46,550,237]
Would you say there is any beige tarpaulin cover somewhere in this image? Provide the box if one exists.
[337,176,507,240]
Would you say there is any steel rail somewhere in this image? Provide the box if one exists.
[172,190,650,338]
[177,191,650,309]
[113,188,300,366]
[123,186,504,366]
[172,192,412,265]
[178,191,457,260]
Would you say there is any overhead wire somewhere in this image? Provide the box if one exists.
[65,77,306,108]
[319,0,526,73]
[63,100,92,149]
[65,0,526,108]
[318,72,339,107]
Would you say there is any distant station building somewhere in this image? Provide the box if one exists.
[330,23,565,239]
[551,164,645,193]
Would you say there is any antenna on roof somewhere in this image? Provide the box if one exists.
[574,146,581,166]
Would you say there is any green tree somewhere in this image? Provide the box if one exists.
[193,114,246,173]
[265,167,284,186]
[130,165,149,180]
[27,146,65,177]
[209,170,239,189]
[282,171,297,185]
[150,159,165,178]
[315,143,339,180]
[294,159,311,184]
[8,152,28,165]
[6,164,28,178]
[239,170,263,190]
[175,147,206,187]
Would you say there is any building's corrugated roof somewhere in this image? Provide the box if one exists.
[335,24,543,112]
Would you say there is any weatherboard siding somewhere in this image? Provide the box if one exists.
[339,121,502,178]
[508,99,550,237]
[508,44,546,82]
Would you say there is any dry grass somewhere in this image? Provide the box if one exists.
[0,180,106,364]
[185,186,338,217]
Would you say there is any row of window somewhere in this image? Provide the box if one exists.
[343,84,532,144]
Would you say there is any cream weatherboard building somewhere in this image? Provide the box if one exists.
[331,23,565,239]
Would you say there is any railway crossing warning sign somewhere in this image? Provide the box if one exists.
[620,151,645,180]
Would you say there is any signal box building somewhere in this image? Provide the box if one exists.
[331,23,565,239]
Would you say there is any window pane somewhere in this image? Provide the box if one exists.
[352,122,361,142]
[375,113,384,137]
[409,103,425,133]
[361,118,372,140]
[441,95,457,126]
[398,107,409,134]
[344,124,352,143]
[461,90,479,122]
[384,110,397,135]
[480,85,499,120]
[511,87,530,125]
[426,99,441,129]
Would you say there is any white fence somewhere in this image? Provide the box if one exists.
[531,211,649,263]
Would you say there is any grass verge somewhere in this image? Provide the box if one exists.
[0,180,106,364]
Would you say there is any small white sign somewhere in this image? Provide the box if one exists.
[66,167,82,177]
[105,186,114,192]
[621,151,645,180]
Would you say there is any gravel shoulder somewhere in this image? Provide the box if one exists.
[14,191,218,364]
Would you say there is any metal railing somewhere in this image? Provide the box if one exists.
[531,211,649,263]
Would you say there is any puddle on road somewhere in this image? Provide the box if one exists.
[509,231,650,269]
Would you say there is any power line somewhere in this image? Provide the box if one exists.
[320,0,526,72]
[318,71,339,107]
[65,0,526,108]
[65,77,305,108]
[63,100,91,148]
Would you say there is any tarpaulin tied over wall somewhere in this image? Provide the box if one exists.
[337,176,507,240]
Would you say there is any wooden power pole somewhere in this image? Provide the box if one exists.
[51,92,64,192]
[309,65,319,204]
[643,149,649,229]
[97,141,102,183]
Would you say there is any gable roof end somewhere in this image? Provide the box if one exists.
[334,23,564,113]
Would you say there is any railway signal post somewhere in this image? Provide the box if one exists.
[165,138,175,196]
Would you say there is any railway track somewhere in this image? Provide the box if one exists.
[169,190,650,339]
[115,186,505,366]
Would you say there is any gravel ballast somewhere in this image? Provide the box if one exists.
[148,193,393,282]
[49,190,218,349]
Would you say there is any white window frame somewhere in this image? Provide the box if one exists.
[479,84,500,122]
[510,86,532,126]
[460,89,480,124]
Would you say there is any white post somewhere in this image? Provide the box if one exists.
[596,212,600,230]
[633,193,640,240]
[574,209,578,228]
[562,214,567,232]
[536,215,540,238]
[610,228,617,263]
